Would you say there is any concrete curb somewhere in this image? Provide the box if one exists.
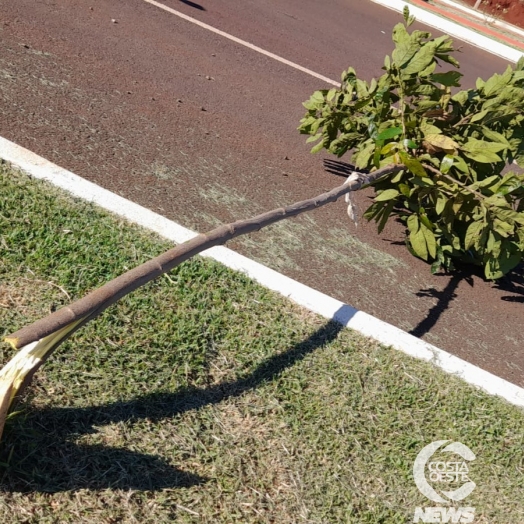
[2,136,524,408]
[434,0,524,39]
[370,0,523,62]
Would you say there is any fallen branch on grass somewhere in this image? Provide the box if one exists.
[0,164,403,440]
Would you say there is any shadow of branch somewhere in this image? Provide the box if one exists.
[0,308,352,493]
[323,158,362,178]
[493,264,524,303]
[409,274,464,338]
[179,0,206,10]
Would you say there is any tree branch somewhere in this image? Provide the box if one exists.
[0,164,403,422]
[423,163,485,201]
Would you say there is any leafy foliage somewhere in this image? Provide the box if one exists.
[298,8,524,279]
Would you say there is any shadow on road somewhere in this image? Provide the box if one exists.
[323,158,361,178]
[410,274,466,338]
[179,0,206,10]
[494,264,524,303]
[0,311,348,493]
[410,264,524,338]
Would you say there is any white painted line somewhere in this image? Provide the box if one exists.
[2,135,524,409]
[142,0,338,86]
[369,0,523,63]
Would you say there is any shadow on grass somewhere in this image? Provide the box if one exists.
[0,309,351,493]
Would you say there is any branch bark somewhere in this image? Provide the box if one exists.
[0,163,403,424]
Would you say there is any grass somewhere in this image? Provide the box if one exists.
[0,163,524,523]
[194,181,404,274]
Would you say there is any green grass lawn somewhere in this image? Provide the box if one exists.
[0,164,523,523]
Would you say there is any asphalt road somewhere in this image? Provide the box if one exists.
[1,0,523,387]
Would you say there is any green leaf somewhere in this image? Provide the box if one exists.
[403,6,410,25]
[461,137,507,162]
[462,150,502,163]
[425,134,459,150]
[430,71,463,86]
[484,258,501,280]
[481,127,511,147]
[435,193,448,215]
[402,46,435,75]
[415,84,439,96]
[376,127,403,140]
[419,60,437,77]
[399,151,427,177]
[381,142,398,155]
[491,206,524,226]
[435,54,460,68]
[440,155,454,174]
[392,41,419,68]
[306,133,322,143]
[469,109,490,125]
[353,142,375,169]
[375,189,400,202]
[476,175,499,189]
[417,100,440,111]
[452,90,469,104]
[499,249,523,276]
[464,221,484,249]
[462,137,508,154]
[485,244,522,279]
[310,140,325,154]
[421,225,437,259]
[453,155,469,173]
[492,218,514,237]
[392,22,410,44]
[407,213,436,260]
[303,90,325,110]
[399,183,411,197]
[403,139,419,149]
[407,214,419,234]
[391,170,404,184]
[326,88,337,102]
[410,228,429,260]
[483,69,512,96]
[378,201,396,234]
[419,211,434,231]
[413,176,434,187]
[431,259,442,274]
[420,120,442,137]
[486,231,501,255]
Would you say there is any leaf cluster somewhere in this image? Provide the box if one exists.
[298,9,524,279]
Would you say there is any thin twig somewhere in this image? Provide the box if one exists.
[423,163,485,201]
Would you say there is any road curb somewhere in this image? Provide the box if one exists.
[433,0,524,40]
[369,0,523,62]
[2,136,524,408]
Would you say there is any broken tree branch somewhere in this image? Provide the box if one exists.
[0,163,403,437]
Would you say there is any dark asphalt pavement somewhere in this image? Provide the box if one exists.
[1,0,522,386]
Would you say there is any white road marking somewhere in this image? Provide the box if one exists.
[2,135,524,409]
[142,0,339,85]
